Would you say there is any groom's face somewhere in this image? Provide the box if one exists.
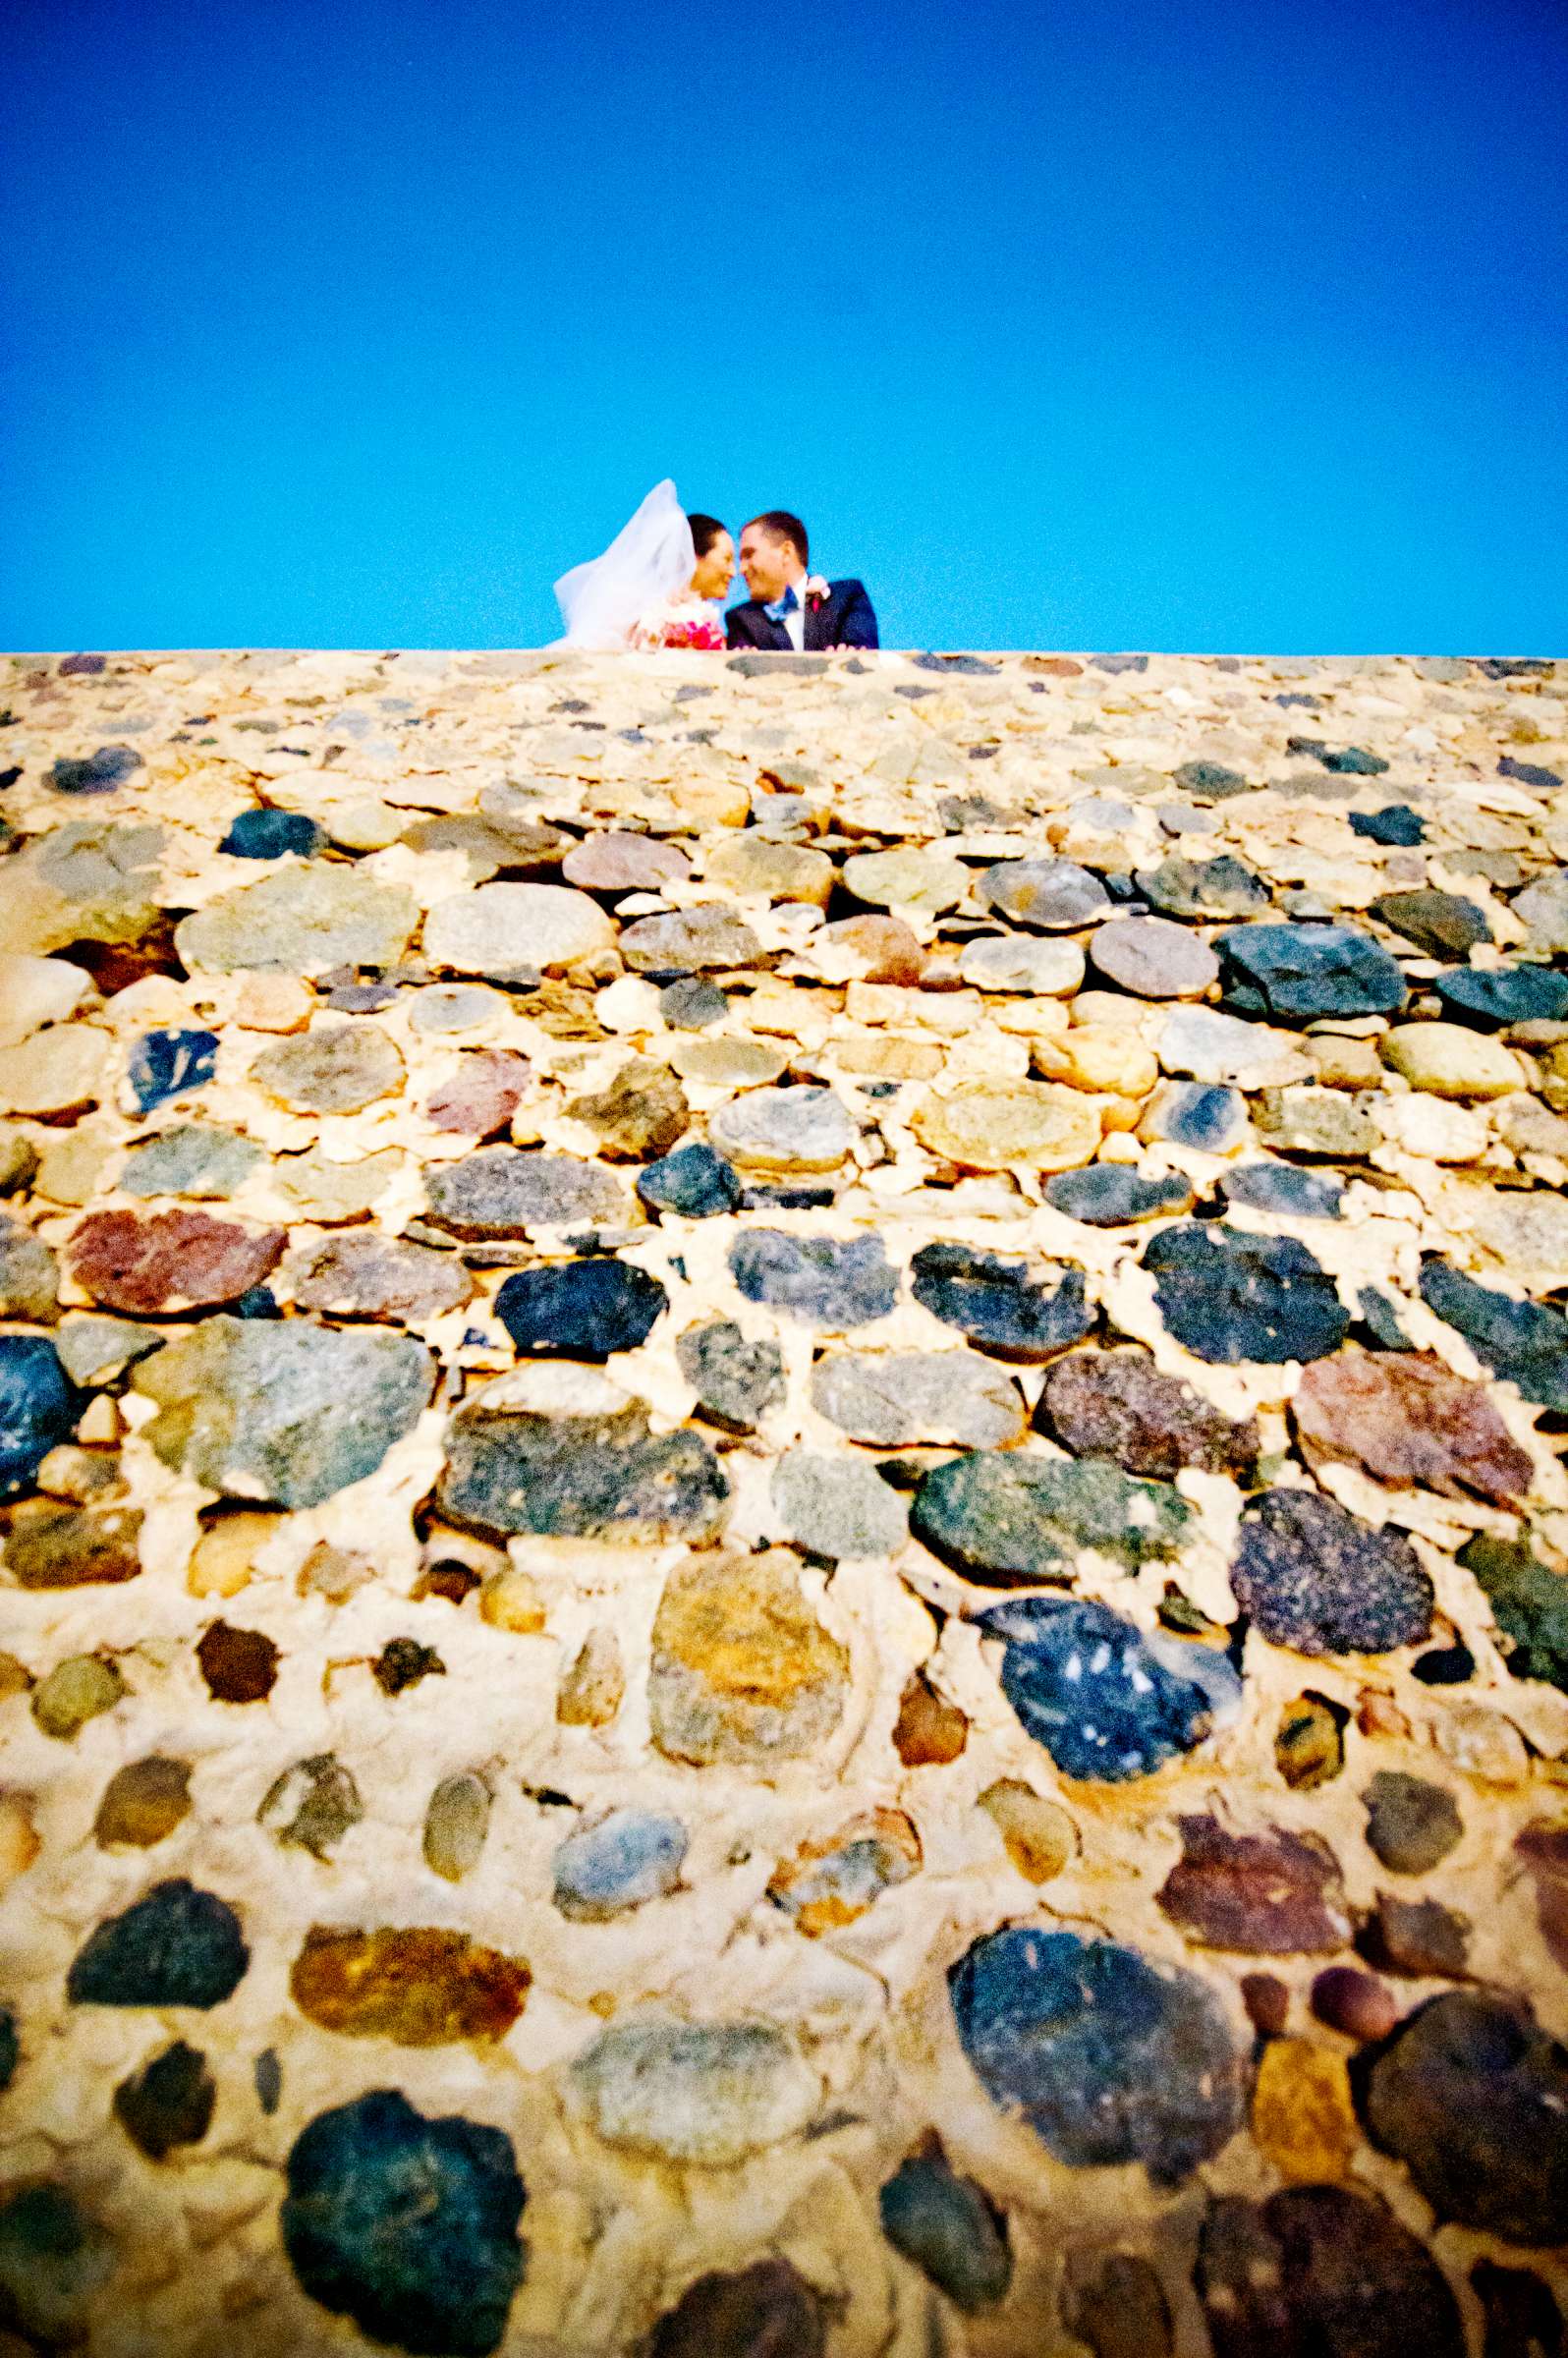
[738,526,796,604]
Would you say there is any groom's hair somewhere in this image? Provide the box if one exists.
[688,513,726,558]
[746,510,809,567]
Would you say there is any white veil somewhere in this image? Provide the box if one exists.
[551,480,696,648]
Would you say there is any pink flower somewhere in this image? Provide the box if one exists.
[805,575,829,608]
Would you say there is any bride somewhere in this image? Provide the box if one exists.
[551,481,734,650]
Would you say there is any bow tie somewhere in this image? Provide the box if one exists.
[764,584,799,623]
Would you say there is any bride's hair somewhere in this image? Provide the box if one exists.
[687,513,727,558]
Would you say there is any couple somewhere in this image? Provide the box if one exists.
[552,480,878,653]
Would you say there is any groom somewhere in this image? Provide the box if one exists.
[725,511,878,651]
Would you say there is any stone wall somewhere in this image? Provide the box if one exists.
[1,643,1567,2356]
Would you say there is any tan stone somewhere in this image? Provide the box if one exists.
[979,1780,1077,1882]
[912,1079,1102,1170]
[187,1512,282,1599]
[1382,1023,1525,1099]
[0,1023,109,1115]
[704,835,834,905]
[478,1565,547,1634]
[1252,2038,1358,2183]
[843,846,971,913]
[0,1793,40,1890]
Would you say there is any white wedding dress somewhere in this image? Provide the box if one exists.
[551,480,721,650]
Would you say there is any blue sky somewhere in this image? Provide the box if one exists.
[3,0,1565,653]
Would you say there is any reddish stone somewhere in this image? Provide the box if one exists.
[196,1621,279,1704]
[892,1668,969,1766]
[1514,1822,1568,1972]
[562,832,692,894]
[1293,1348,1533,1508]
[68,1208,284,1315]
[1361,1891,1471,1980]
[422,1048,532,1137]
[1241,1972,1291,2037]
[1311,1965,1398,2041]
[816,914,928,984]
[1157,1816,1351,1954]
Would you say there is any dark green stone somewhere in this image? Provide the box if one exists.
[913,1450,1190,1584]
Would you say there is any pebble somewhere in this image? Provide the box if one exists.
[218,808,323,859]
[423,1773,491,1881]
[1254,1085,1376,1157]
[1365,1991,1568,2244]
[636,1141,743,1218]
[68,1879,248,2007]
[1196,2186,1464,2358]
[1372,887,1491,960]
[494,1257,667,1358]
[1145,1222,1349,1362]
[571,2018,818,2163]
[911,1241,1092,1359]
[439,1368,729,1543]
[0,2184,117,2344]
[552,1808,688,1919]
[810,1347,1025,1446]
[50,743,142,791]
[423,1147,628,1236]
[1044,1164,1194,1224]
[843,845,971,912]
[31,1653,126,1739]
[251,1022,405,1113]
[1292,1347,1533,1505]
[0,1211,59,1320]
[1458,1532,1568,1693]
[68,1207,285,1314]
[914,1448,1190,1583]
[423,881,612,979]
[93,1757,193,1848]
[619,905,767,974]
[1231,1488,1433,1655]
[176,865,417,975]
[1040,1345,1258,1478]
[565,1057,688,1159]
[127,1027,218,1114]
[274,1142,402,1220]
[1275,1692,1346,1788]
[562,831,691,893]
[676,1318,785,1429]
[729,1227,898,1326]
[1250,2037,1358,2182]
[1361,1769,1463,1875]
[913,1078,1102,1171]
[556,1628,625,1726]
[981,856,1109,930]
[258,1755,363,1856]
[1089,917,1219,999]
[113,2038,215,2159]
[1221,1160,1344,1218]
[1363,1890,1470,1978]
[287,1231,474,1321]
[1351,804,1426,846]
[1158,1006,1307,1089]
[878,2141,1012,2311]
[978,1778,1075,1881]
[1158,1815,1351,1952]
[979,1595,1242,1780]
[0,953,92,1048]
[658,975,729,1028]
[648,2262,826,2358]
[1,1337,83,1496]
[1218,922,1408,1025]
[768,1808,922,1933]
[4,1497,142,1589]
[132,1316,434,1507]
[290,1925,528,2044]
[707,1083,856,1172]
[120,1123,261,1198]
[1434,963,1568,1030]
[1141,1078,1249,1151]
[423,1046,532,1136]
[1138,853,1270,919]
[281,2091,525,2353]
[960,933,1084,993]
[1380,1021,1522,1097]
[0,1021,110,1116]
[771,1449,909,1558]
[949,1924,1245,2184]
[649,1548,849,1766]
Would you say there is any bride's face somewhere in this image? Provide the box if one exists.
[691,530,734,600]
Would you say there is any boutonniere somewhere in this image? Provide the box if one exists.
[805,576,829,608]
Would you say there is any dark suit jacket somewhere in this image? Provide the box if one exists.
[725,578,879,651]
